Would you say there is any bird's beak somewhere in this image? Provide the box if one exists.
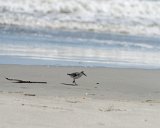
[83,72,87,77]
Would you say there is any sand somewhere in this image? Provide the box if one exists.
[0,64,160,128]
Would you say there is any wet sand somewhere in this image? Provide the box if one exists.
[0,64,160,128]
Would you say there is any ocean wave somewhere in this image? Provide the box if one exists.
[0,30,160,68]
[0,0,160,36]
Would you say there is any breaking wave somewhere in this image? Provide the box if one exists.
[0,0,160,36]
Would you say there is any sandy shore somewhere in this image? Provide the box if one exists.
[0,64,160,128]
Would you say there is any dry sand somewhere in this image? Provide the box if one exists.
[0,64,160,128]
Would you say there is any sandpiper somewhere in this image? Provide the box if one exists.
[67,71,87,85]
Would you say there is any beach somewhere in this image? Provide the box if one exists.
[0,64,160,128]
[0,0,160,127]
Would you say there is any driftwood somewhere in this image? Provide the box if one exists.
[5,77,47,84]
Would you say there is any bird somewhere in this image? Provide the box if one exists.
[67,71,87,85]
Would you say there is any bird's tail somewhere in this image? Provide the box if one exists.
[67,73,71,75]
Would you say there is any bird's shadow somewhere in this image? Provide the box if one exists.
[61,83,78,86]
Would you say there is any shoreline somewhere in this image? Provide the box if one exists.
[1,30,160,70]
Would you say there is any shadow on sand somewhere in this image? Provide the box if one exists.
[61,83,78,86]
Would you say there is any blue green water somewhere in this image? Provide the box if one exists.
[0,29,160,69]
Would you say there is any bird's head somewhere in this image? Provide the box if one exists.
[81,71,87,76]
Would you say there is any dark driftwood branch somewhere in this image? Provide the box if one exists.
[5,77,47,84]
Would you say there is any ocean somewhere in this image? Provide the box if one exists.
[0,0,160,69]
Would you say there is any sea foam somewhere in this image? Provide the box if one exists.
[0,0,160,36]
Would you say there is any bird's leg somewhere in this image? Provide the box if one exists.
[73,79,75,84]
[73,79,77,85]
